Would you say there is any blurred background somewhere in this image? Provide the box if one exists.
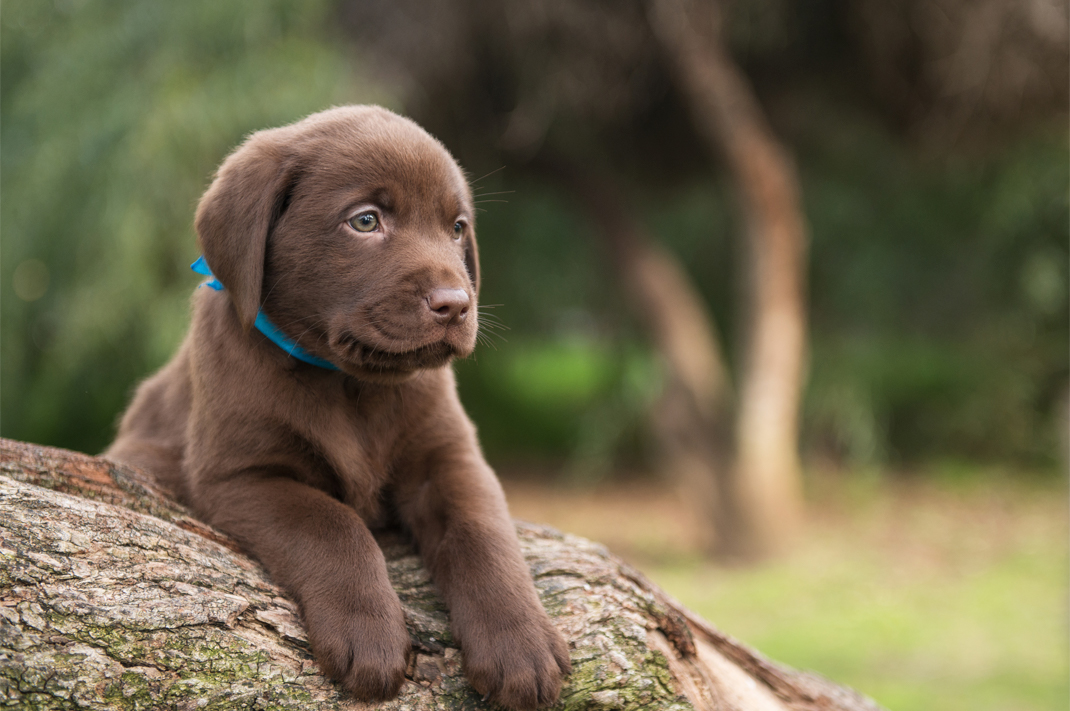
[2,1,1067,709]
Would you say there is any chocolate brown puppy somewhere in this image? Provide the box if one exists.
[106,105,570,708]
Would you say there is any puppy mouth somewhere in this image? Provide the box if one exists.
[331,332,463,372]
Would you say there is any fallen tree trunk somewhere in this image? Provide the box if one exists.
[0,439,881,711]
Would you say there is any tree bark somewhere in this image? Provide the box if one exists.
[648,0,810,558]
[0,438,880,711]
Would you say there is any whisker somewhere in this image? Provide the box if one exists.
[270,313,325,330]
[259,275,286,307]
[470,165,506,185]
[477,331,506,348]
[476,311,509,329]
[475,331,500,350]
[284,319,329,357]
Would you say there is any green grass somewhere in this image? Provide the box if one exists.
[643,475,1069,711]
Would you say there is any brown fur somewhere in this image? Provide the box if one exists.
[106,106,570,708]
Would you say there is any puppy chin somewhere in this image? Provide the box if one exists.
[442,329,477,360]
[329,338,468,383]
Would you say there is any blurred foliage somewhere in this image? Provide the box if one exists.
[456,115,1068,471]
[2,1,1066,473]
[454,178,667,474]
[1,0,368,452]
[797,114,1069,466]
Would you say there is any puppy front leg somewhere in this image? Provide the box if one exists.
[397,458,571,710]
[191,475,410,700]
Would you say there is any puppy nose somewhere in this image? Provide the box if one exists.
[426,287,470,324]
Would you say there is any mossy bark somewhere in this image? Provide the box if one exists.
[0,439,881,711]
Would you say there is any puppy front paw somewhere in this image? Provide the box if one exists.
[462,612,571,710]
[304,602,411,701]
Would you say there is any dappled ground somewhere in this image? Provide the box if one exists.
[502,468,1068,711]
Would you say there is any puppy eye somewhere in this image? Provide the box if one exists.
[453,221,464,240]
[349,212,379,233]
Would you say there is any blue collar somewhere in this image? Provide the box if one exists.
[192,256,340,371]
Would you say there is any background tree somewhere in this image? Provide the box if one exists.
[339,0,1068,555]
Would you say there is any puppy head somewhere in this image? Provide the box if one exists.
[195,106,480,382]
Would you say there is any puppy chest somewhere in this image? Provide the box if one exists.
[313,395,410,516]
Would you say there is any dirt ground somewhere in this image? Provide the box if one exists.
[501,467,1068,572]
[500,467,1069,711]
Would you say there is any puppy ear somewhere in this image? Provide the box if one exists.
[195,131,296,330]
[464,231,480,296]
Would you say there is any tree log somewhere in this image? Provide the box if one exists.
[0,439,880,711]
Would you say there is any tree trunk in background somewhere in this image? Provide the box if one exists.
[543,159,738,555]
[648,0,809,558]
[0,439,882,711]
